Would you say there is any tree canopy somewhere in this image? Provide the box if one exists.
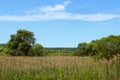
[6,29,36,56]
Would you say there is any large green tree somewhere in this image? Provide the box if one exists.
[6,29,36,56]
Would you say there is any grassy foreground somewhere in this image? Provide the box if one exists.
[0,56,120,80]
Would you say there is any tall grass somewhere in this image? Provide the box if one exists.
[0,56,120,80]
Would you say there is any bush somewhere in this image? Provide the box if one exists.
[0,47,7,56]
[0,47,4,52]
[28,43,44,56]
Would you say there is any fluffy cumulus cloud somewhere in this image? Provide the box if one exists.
[39,1,70,12]
[0,1,120,22]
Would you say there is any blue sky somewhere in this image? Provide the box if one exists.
[0,0,120,47]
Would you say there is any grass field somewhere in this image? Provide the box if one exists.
[0,56,120,80]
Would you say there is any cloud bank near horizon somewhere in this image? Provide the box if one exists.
[0,1,120,22]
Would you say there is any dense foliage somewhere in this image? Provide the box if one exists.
[0,44,6,56]
[4,29,44,56]
[29,43,44,56]
[74,35,120,60]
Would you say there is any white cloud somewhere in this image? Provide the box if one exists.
[0,13,119,21]
[0,1,120,22]
[72,14,120,21]
[63,1,70,6]
[39,1,70,12]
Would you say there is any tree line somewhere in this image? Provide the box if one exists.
[0,29,120,60]
[74,35,120,60]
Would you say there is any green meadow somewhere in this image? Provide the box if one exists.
[0,56,120,80]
